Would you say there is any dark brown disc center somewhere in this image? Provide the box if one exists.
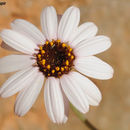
[36,40,75,78]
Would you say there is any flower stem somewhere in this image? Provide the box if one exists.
[70,104,98,130]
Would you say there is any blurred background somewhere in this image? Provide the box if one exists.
[0,0,130,130]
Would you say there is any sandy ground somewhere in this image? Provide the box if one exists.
[0,0,130,130]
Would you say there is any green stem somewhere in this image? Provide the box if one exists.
[70,104,98,130]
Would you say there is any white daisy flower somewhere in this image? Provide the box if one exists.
[0,6,114,123]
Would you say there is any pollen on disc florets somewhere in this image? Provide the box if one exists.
[36,40,75,78]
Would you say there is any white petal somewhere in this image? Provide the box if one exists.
[0,29,38,54]
[58,6,80,42]
[69,22,98,47]
[44,77,65,123]
[60,72,89,113]
[74,56,114,80]
[70,72,101,106]
[74,36,112,56]
[0,67,38,98]
[15,72,44,116]
[0,55,35,73]
[41,6,58,41]
[61,88,69,123]
[11,19,45,45]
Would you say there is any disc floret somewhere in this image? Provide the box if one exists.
[36,40,75,78]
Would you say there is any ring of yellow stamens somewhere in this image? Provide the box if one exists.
[46,41,49,45]
[41,50,45,54]
[56,67,60,71]
[36,40,75,78]
[47,65,51,69]
[68,53,71,56]
[38,54,41,59]
[39,46,43,50]
[52,70,55,74]
[69,48,72,52]
[71,55,74,60]
[62,43,66,48]
[57,40,60,43]
[42,59,46,65]
[61,67,64,72]
[65,60,69,66]
[50,41,54,46]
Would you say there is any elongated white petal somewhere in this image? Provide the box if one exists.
[70,22,98,47]
[11,19,45,45]
[15,72,44,116]
[44,77,65,123]
[61,89,69,123]
[74,36,112,56]
[58,6,80,42]
[0,29,38,54]
[60,72,89,113]
[41,6,58,41]
[0,55,35,73]
[74,56,114,80]
[0,67,39,98]
[69,72,102,106]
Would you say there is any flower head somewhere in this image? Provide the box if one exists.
[0,6,114,123]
